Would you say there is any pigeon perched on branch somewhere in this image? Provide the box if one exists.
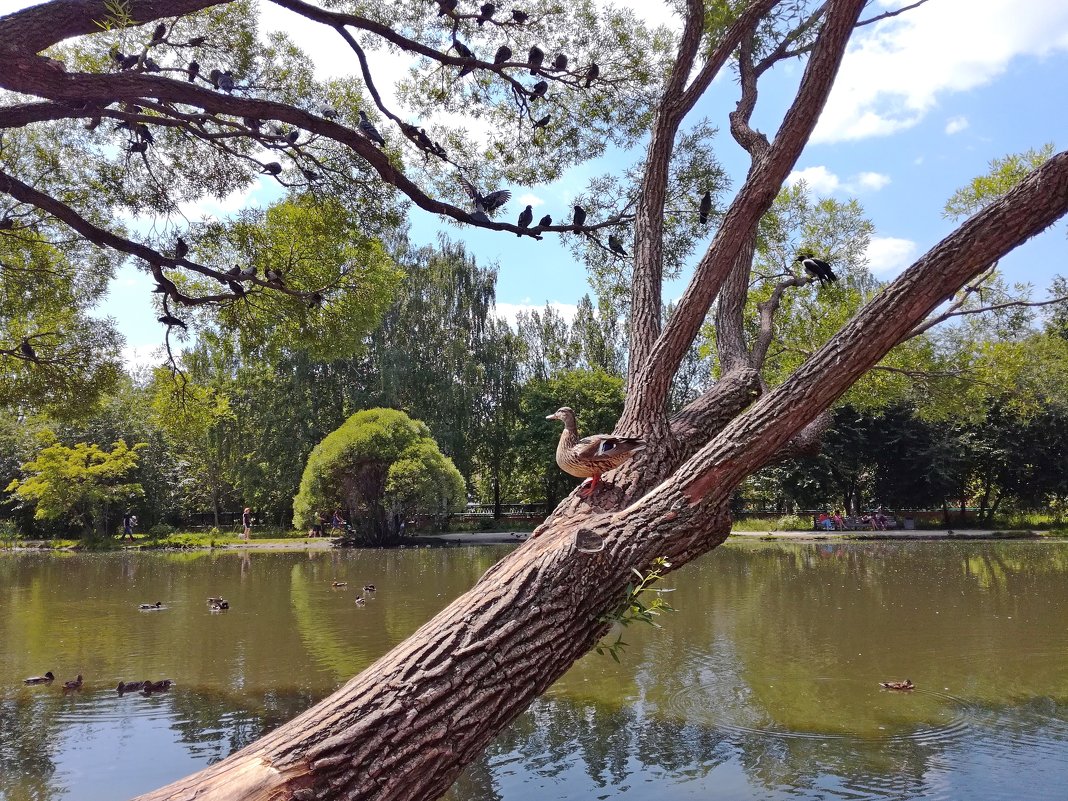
[460,177,511,217]
[493,46,512,66]
[517,205,533,233]
[358,110,386,147]
[572,205,587,231]
[527,46,544,74]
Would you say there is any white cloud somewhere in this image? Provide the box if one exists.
[787,165,841,194]
[787,166,891,194]
[813,0,1068,143]
[865,236,918,278]
[516,193,545,208]
[944,115,970,135]
[854,171,891,191]
[494,300,578,327]
[178,182,264,221]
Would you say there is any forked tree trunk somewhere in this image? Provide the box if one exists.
[132,154,1068,801]
[1,2,1064,799]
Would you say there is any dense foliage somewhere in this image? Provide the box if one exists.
[292,408,464,545]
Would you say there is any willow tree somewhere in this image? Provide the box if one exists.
[2,1,1067,799]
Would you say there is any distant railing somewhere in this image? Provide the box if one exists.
[454,503,548,520]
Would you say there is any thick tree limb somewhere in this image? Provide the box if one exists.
[131,156,1068,801]
[629,0,785,387]
[627,0,707,385]
[620,0,866,430]
[672,150,1068,503]
[0,0,223,54]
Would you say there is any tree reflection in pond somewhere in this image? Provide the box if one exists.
[2,542,1068,801]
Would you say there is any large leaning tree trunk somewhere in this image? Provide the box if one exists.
[2,0,1067,799]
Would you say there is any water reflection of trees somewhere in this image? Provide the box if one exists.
[4,544,1068,800]
[448,692,1068,800]
[167,687,319,765]
[0,696,58,801]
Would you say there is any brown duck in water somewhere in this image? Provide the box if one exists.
[331,581,347,588]
[546,407,645,497]
[143,679,173,694]
[63,674,83,691]
[24,671,55,685]
[880,679,914,691]
[117,680,147,693]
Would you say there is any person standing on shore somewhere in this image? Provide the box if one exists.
[242,507,253,541]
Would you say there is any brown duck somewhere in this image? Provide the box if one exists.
[880,679,915,691]
[546,407,645,497]
[24,671,55,685]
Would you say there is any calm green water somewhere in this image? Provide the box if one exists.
[2,541,1067,801]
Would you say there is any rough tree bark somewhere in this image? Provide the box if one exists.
[2,1,1067,800]
[129,154,1068,801]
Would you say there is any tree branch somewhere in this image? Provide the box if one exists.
[903,277,1067,341]
[856,0,931,27]
[751,274,809,368]
[627,0,708,396]
[620,0,867,431]
[0,168,314,305]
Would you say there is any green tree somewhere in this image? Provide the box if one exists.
[4,2,1067,799]
[6,435,146,537]
[148,367,236,527]
[511,369,626,506]
[293,408,463,545]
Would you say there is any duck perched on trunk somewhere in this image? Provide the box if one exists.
[546,407,645,498]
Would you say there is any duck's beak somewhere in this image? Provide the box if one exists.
[545,413,557,420]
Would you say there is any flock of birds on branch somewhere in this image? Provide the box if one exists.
[3,3,843,342]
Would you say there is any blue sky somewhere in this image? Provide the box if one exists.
[81,0,1068,363]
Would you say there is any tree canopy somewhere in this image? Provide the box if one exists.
[293,407,464,544]
[2,1,1068,800]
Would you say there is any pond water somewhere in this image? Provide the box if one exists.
[1,541,1067,801]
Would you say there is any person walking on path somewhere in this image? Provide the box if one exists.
[242,507,253,541]
[122,510,137,540]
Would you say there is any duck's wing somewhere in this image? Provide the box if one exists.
[573,435,645,461]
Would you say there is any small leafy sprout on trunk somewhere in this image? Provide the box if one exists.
[596,557,676,662]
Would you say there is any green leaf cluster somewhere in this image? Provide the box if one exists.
[292,408,464,544]
[6,435,146,536]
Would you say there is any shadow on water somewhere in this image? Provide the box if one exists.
[2,541,1068,801]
